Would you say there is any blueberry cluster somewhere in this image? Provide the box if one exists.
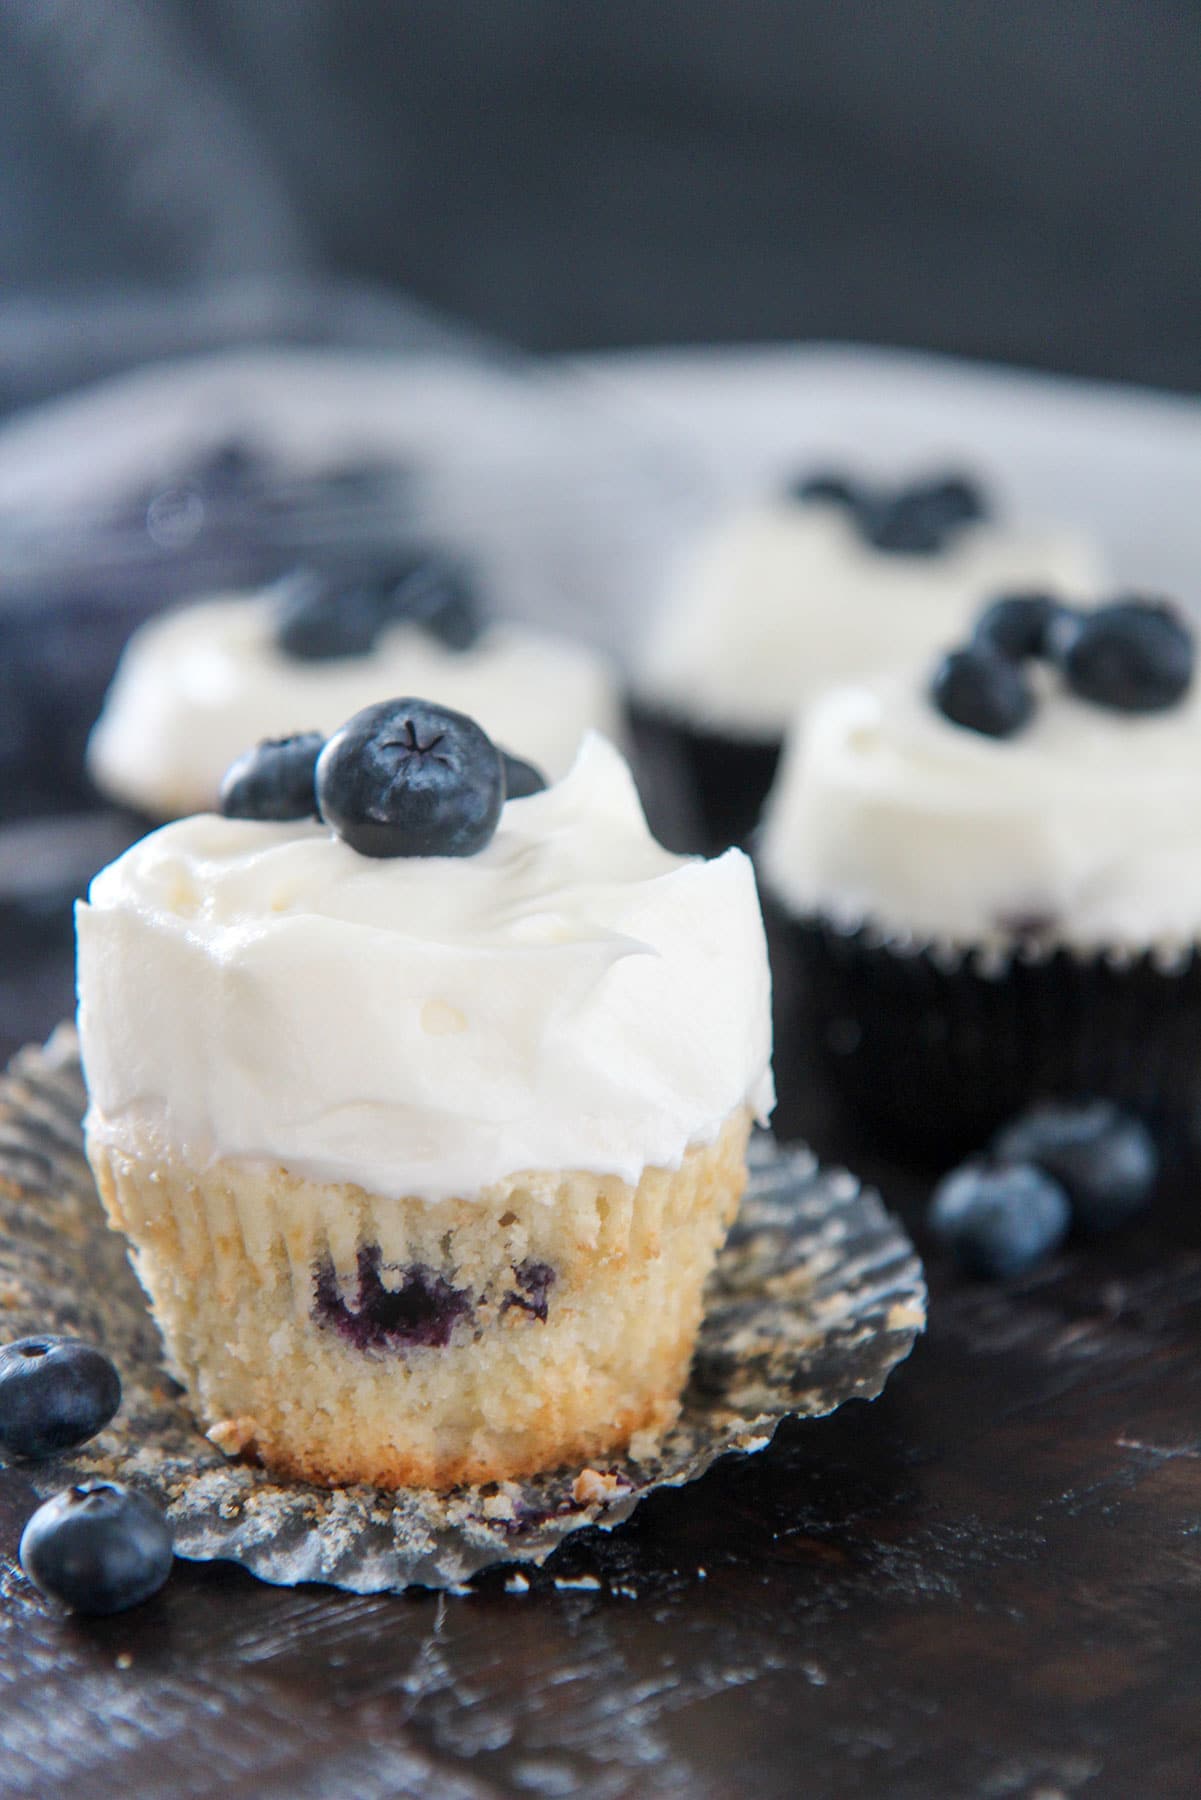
[931,594,1194,738]
[272,554,480,662]
[927,1100,1158,1279]
[0,1334,175,1614]
[790,469,988,555]
[219,698,548,858]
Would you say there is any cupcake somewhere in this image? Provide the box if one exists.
[758,592,1201,1159]
[630,470,1102,851]
[87,560,622,821]
[77,706,774,1489]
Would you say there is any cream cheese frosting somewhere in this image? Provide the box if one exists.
[87,592,622,817]
[759,664,1201,948]
[77,734,775,1200]
[636,499,1103,738]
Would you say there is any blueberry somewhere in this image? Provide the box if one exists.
[316,698,504,858]
[787,470,863,511]
[1056,599,1194,713]
[501,750,548,799]
[313,1245,473,1351]
[384,556,482,651]
[974,592,1074,661]
[868,474,987,554]
[273,570,383,661]
[928,1163,1071,1279]
[930,643,1034,737]
[220,732,324,822]
[0,1337,121,1460]
[992,1100,1158,1233]
[20,1481,173,1615]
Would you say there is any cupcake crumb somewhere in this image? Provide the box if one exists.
[571,1468,628,1506]
[207,1415,260,1457]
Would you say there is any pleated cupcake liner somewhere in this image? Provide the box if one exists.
[0,1028,925,1594]
[625,701,781,856]
[768,901,1201,1168]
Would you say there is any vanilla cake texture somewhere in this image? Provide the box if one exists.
[77,727,774,1490]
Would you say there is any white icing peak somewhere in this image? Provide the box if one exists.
[636,498,1103,737]
[78,735,775,1199]
[87,591,622,817]
[759,664,1201,948]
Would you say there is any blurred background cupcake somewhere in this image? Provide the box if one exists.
[758,592,1201,1161]
[628,466,1101,852]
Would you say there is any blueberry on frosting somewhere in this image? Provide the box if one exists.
[220,731,325,822]
[315,697,504,858]
[272,555,482,662]
[789,468,988,556]
[929,644,1034,738]
[1055,598,1193,713]
[500,749,548,799]
[273,570,383,661]
[866,475,987,555]
[973,592,1072,661]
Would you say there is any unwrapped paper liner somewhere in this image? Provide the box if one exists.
[0,1029,925,1593]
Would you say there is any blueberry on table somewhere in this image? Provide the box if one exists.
[928,1163,1071,1280]
[316,698,505,858]
[501,750,549,799]
[20,1481,173,1615]
[930,644,1034,738]
[993,1100,1158,1233]
[0,1337,121,1460]
[1057,599,1193,712]
[274,570,384,661]
[974,593,1072,661]
[220,732,325,822]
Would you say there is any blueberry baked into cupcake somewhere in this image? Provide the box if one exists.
[759,592,1201,1158]
[77,704,773,1489]
[630,470,1101,851]
[87,559,621,820]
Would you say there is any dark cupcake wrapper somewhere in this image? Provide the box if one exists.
[625,700,781,856]
[763,895,1201,1168]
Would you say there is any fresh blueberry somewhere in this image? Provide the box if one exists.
[992,1100,1158,1233]
[974,593,1074,661]
[1055,599,1194,713]
[501,750,548,799]
[868,475,987,554]
[20,1481,174,1615]
[220,732,325,822]
[273,570,383,661]
[0,1337,121,1460]
[787,471,863,511]
[928,1163,1071,1279]
[316,698,504,858]
[930,643,1034,737]
[384,556,482,652]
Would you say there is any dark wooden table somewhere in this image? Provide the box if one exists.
[3,928,1201,1799]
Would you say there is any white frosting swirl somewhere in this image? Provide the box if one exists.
[87,593,622,817]
[636,499,1103,737]
[759,664,1201,948]
[78,735,775,1199]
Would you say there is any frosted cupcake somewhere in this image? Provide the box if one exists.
[631,471,1102,851]
[77,704,773,1489]
[759,592,1200,1156]
[87,560,621,820]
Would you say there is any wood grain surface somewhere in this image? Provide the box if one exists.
[3,937,1201,1797]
